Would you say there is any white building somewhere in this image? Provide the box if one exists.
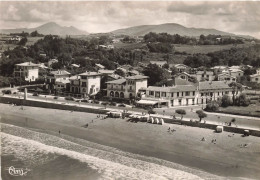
[70,72,101,97]
[250,69,260,84]
[217,73,237,82]
[174,64,189,73]
[195,71,214,82]
[14,62,39,82]
[150,61,167,68]
[198,81,234,104]
[106,75,148,99]
[138,85,198,108]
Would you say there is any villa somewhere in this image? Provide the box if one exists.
[14,62,39,82]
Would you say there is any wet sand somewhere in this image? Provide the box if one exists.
[1,103,260,179]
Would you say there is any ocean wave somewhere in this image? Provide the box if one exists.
[1,123,223,180]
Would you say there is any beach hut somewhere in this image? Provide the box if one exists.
[160,118,164,125]
[216,126,223,133]
[151,117,154,124]
[155,118,159,124]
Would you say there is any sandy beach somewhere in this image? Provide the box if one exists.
[1,103,260,179]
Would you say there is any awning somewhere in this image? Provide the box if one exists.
[136,100,158,105]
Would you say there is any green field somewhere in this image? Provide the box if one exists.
[174,43,253,54]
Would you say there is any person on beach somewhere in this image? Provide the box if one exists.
[201,137,205,141]
[168,127,171,131]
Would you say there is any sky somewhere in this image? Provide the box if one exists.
[0,1,259,38]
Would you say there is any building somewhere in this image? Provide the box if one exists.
[48,59,58,67]
[175,72,193,81]
[45,70,71,93]
[223,69,244,78]
[70,71,101,97]
[211,66,228,75]
[150,61,167,68]
[250,69,260,84]
[217,73,237,82]
[174,64,189,73]
[197,81,234,104]
[14,62,39,82]
[195,71,214,82]
[138,85,198,108]
[95,63,105,70]
[106,75,148,99]
[10,36,22,42]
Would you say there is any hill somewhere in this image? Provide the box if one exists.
[111,23,234,37]
[0,22,89,36]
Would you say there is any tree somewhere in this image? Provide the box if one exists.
[175,109,186,120]
[234,93,250,106]
[196,110,207,122]
[143,63,171,86]
[221,95,232,107]
[170,67,179,76]
[18,37,27,46]
[229,82,243,105]
[162,63,169,69]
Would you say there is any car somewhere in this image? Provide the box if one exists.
[65,96,74,101]
[117,104,126,107]
[33,92,39,96]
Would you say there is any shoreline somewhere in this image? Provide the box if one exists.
[1,103,260,179]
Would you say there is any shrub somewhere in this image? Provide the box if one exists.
[196,110,207,121]
[221,95,232,107]
[205,100,219,112]
[234,93,250,107]
[148,108,156,114]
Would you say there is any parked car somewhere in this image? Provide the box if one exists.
[65,96,74,101]
[33,92,39,96]
[117,104,126,107]
[2,90,12,94]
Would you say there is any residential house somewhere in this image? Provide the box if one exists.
[14,62,39,82]
[195,71,214,82]
[217,73,237,82]
[106,75,148,99]
[197,81,235,104]
[223,69,244,78]
[250,69,260,84]
[174,64,189,73]
[150,61,167,68]
[70,71,101,98]
[45,70,71,93]
[176,72,193,81]
[138,85,198,108]
[211,66,228,75]
[48,59,59,67]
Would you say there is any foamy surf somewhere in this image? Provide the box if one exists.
[1,123,224,180]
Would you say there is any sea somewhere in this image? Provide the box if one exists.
[1,123,227,180]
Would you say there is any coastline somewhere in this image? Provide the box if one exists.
[1,103,260,179]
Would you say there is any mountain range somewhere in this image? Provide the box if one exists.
[110,23,234,37]
[0,22,89,36]
[0,22,255,39]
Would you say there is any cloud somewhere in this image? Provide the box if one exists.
[0,1,259,38]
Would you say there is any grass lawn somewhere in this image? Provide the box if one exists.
[218,103,260,117]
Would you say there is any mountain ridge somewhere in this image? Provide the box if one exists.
[0,22,89,36]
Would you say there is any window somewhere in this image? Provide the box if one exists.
[185,92,190,96]
[210,92,213,96]
[161,92,166,97]
[82,82,86,87]
[256,78,259,81]
[192,99,195,105]
[201,93,204,96]
[149,91,154,96]
[178,99,182,105]
[181,92,184,96]
[81,76,87,79]
[192,91,195,96]
[171,93,174,97]
[155,91,160,98]
[218,92,220,96]
[225,91,229,94]
[121,85,124,90]
[129,86,132,90]
[111,85,113,89]
[177,92,179,97]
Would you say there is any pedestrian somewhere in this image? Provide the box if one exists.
[59,130,60,135]
[86,123,88,128]
[168,127,171,131]
[92,119,94,123]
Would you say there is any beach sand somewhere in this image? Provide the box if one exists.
[1,103,260,179]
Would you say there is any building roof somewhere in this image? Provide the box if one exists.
[199,81,231,90]
[230,69,244,73]
[144,85,196,93]
[150,61,167,65]
[95,63,105,69]
[79,71,101,76]
[125,75,148,80]
[69,75,79,80]
[15,62,39,67]
[56,79,70,84]
[218,73,236,78]
[50,70,70,76]
[174,64,189,68]
[71,64,80,68]
[166,78,194,86]
[98,69,115,74]
[106,79,126,84]
[196,71,214,75]
[250,73,260,78]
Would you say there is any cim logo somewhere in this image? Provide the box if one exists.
[8,166,30,176]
